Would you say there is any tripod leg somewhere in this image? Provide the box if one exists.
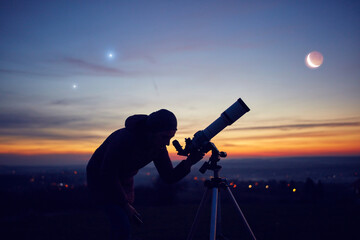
[216,192,230,240]
[210,187,219,240]
[225,187,257,240]
[217,191,222,236]
[187,188,211,240]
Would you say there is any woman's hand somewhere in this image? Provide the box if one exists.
[187,150,205,165]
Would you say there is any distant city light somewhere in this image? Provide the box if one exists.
[72,84,78,89]
[293,188,297,193]
[265,185,269,189]
[74,171,78,175]
[248,184,253,189]
[233,184,237,188]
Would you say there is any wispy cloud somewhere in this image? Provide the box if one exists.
[0,106,125,141]
[0,68,65,77]
[50,96,98,106]
[0,128,101,141]
[60,57,127,74]
[51,56,153,77]
[226,121,360,132]
[232,131,333,141]
[0,109,85,129]
[121,38,261,64]
[0,57,133,78]
[0,153,90,166]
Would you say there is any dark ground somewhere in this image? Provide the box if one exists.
[1,181,359,240]
[1,161,359,240]
[1,201,359,240]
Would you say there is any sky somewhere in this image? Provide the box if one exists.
[0,0,359,165]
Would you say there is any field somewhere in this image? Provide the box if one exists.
[1,189,359,240]
[1,159,359,240]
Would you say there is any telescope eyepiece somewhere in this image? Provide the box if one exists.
[172,140,188,156]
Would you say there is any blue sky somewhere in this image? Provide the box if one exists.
[0,0,359,165]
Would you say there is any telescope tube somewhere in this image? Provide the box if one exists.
[203,98,250,140]
[190,98,250,150]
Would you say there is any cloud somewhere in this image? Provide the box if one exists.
[0,68,65,77]
[50,96,98,106]
[121,38,260,64]
[0,56,136,78]
[217,120,360,143]
[49,56,154,77]
[226,121,360,132]
[218,131,346,144]
[0,109,85,129]
[0,105,126,141]
[0,128,101,141]
[0,153,90,166]
[237,131,332,141]
[60,57,127,75]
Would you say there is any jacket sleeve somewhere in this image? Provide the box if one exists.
[153,148,192,184]
[98,136,129,206]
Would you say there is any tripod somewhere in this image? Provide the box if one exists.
[187,143,257,240]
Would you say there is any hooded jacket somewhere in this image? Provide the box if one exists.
[86,114,192,206]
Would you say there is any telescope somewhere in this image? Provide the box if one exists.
[173,98,257,240]
[173,98,250,156]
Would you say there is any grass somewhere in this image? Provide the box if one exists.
[1,201,359,240]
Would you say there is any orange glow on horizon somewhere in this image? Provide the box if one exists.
[0,121,359,160]
[0,141,359,158]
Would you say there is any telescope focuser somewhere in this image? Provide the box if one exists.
[173,138,193,156]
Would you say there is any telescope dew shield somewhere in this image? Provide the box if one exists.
[203,98,250,140]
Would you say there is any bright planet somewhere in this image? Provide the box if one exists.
[305,51,324,69]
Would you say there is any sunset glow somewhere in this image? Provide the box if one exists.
[0,1,359,165]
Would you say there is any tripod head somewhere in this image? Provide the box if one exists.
[173,137,226,176]
[198,142,227,176]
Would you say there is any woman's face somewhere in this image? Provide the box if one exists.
[149,130,176,149]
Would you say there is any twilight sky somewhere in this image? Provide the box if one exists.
[0,0,359,165]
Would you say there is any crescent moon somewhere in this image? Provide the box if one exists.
[306,53,320,68]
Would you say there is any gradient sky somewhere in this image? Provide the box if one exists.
[1,0,359,165]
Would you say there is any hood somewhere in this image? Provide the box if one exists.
[125,114,148,133]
